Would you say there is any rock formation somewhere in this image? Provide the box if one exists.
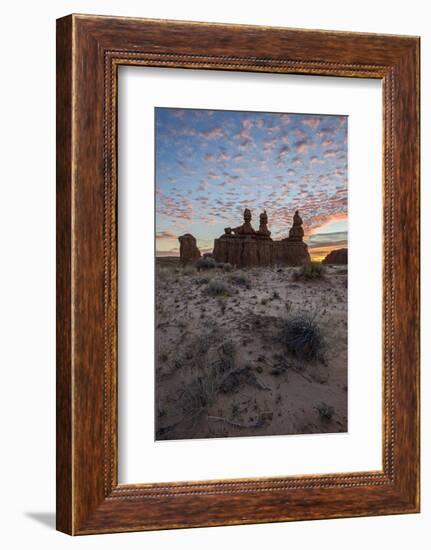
[212,209,310,267]
[178,233,201,265]
[322,248,348,265]
[287,210,305,241]
[231,207,256,236]
[257,210,271,238]
[277,210,311,266]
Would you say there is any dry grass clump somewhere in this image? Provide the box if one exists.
[315,402,335,421]
[280,312,325,361]
[294,262,326,281]
[229,272,251,289]
[204,279,232,297]
[182,264,197,276]
[195,257,217,270]
[178,341,236,418]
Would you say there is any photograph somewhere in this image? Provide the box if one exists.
[154,107,348,440]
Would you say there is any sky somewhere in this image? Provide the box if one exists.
[155,108,348,262]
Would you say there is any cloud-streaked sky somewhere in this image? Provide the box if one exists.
[155,108,347,260]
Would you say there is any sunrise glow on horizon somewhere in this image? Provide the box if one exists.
[155,107,348,261]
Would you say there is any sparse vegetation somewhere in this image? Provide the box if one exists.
[294,262,326,281]
[280,312,324,361]
[155,256,347,440]
[315,402,335,421]
[229,272,251,288]
[195,274,212,285]
[176,341,236,419]
[218,340,236,371]
[204,279,232,297]
[183,265,197,276]
[179,367,221,417]
[175,339,271,426]
[195,256,217,270]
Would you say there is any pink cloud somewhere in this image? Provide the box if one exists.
[277,145,290,166]
[156,230,177,240]
[302,117,321,128]
[202,127,225,140]
[295,140,310,154]
[217,150,230,161]
[263,138,278,152]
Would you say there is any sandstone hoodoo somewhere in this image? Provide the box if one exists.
[178,233,201,265]
[322,248,348,265]
[213,209,311,267]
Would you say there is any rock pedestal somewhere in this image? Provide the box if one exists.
[178,233,201,265]
[213,209,311,267]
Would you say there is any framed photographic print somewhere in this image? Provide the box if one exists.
[56,14,420,534]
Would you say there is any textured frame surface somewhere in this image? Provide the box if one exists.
[56,14,420,534]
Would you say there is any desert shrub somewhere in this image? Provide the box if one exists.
[315,402,335,421]
[217,297,227,314]
[229,272,250,288]
[294,262,326,281]
[183,265,197,276]
[204,279,231,297]
[179,368,220,416]
[222,262,234,272]
[156,267,172,282]
[179,340,236,417]
[195,274,212,285]
[195,257,216,271]
[281,313,324,361]
[271,290,280,300]
[218,340,236,372]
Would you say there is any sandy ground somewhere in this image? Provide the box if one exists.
[155,258,347,441]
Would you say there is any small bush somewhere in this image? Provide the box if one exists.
[195,274,211,285]
[179,340,236,418]
[281,313,324,361]
[204,279,231,297]
[219,340,236,371]
[156,267,172,282]
[195,257,216,271]
[229,272,250,288]
[222,262,234,272]
[180,369,220,416]
[294,262,326,280]
[183,265,197,276]
[315,402,335,421]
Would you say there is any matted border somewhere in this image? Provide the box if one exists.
[56,14,419,534]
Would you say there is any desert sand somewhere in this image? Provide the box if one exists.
[155,258,347,441]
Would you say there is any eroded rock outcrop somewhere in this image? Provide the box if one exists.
[322,248,348,265]
[212,209,311,267]
[278,210,311,266]
[178,233,201,265]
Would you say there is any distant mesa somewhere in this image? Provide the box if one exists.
[322,248,348,265]
[178,233,201,265]
[178,209,311,267]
